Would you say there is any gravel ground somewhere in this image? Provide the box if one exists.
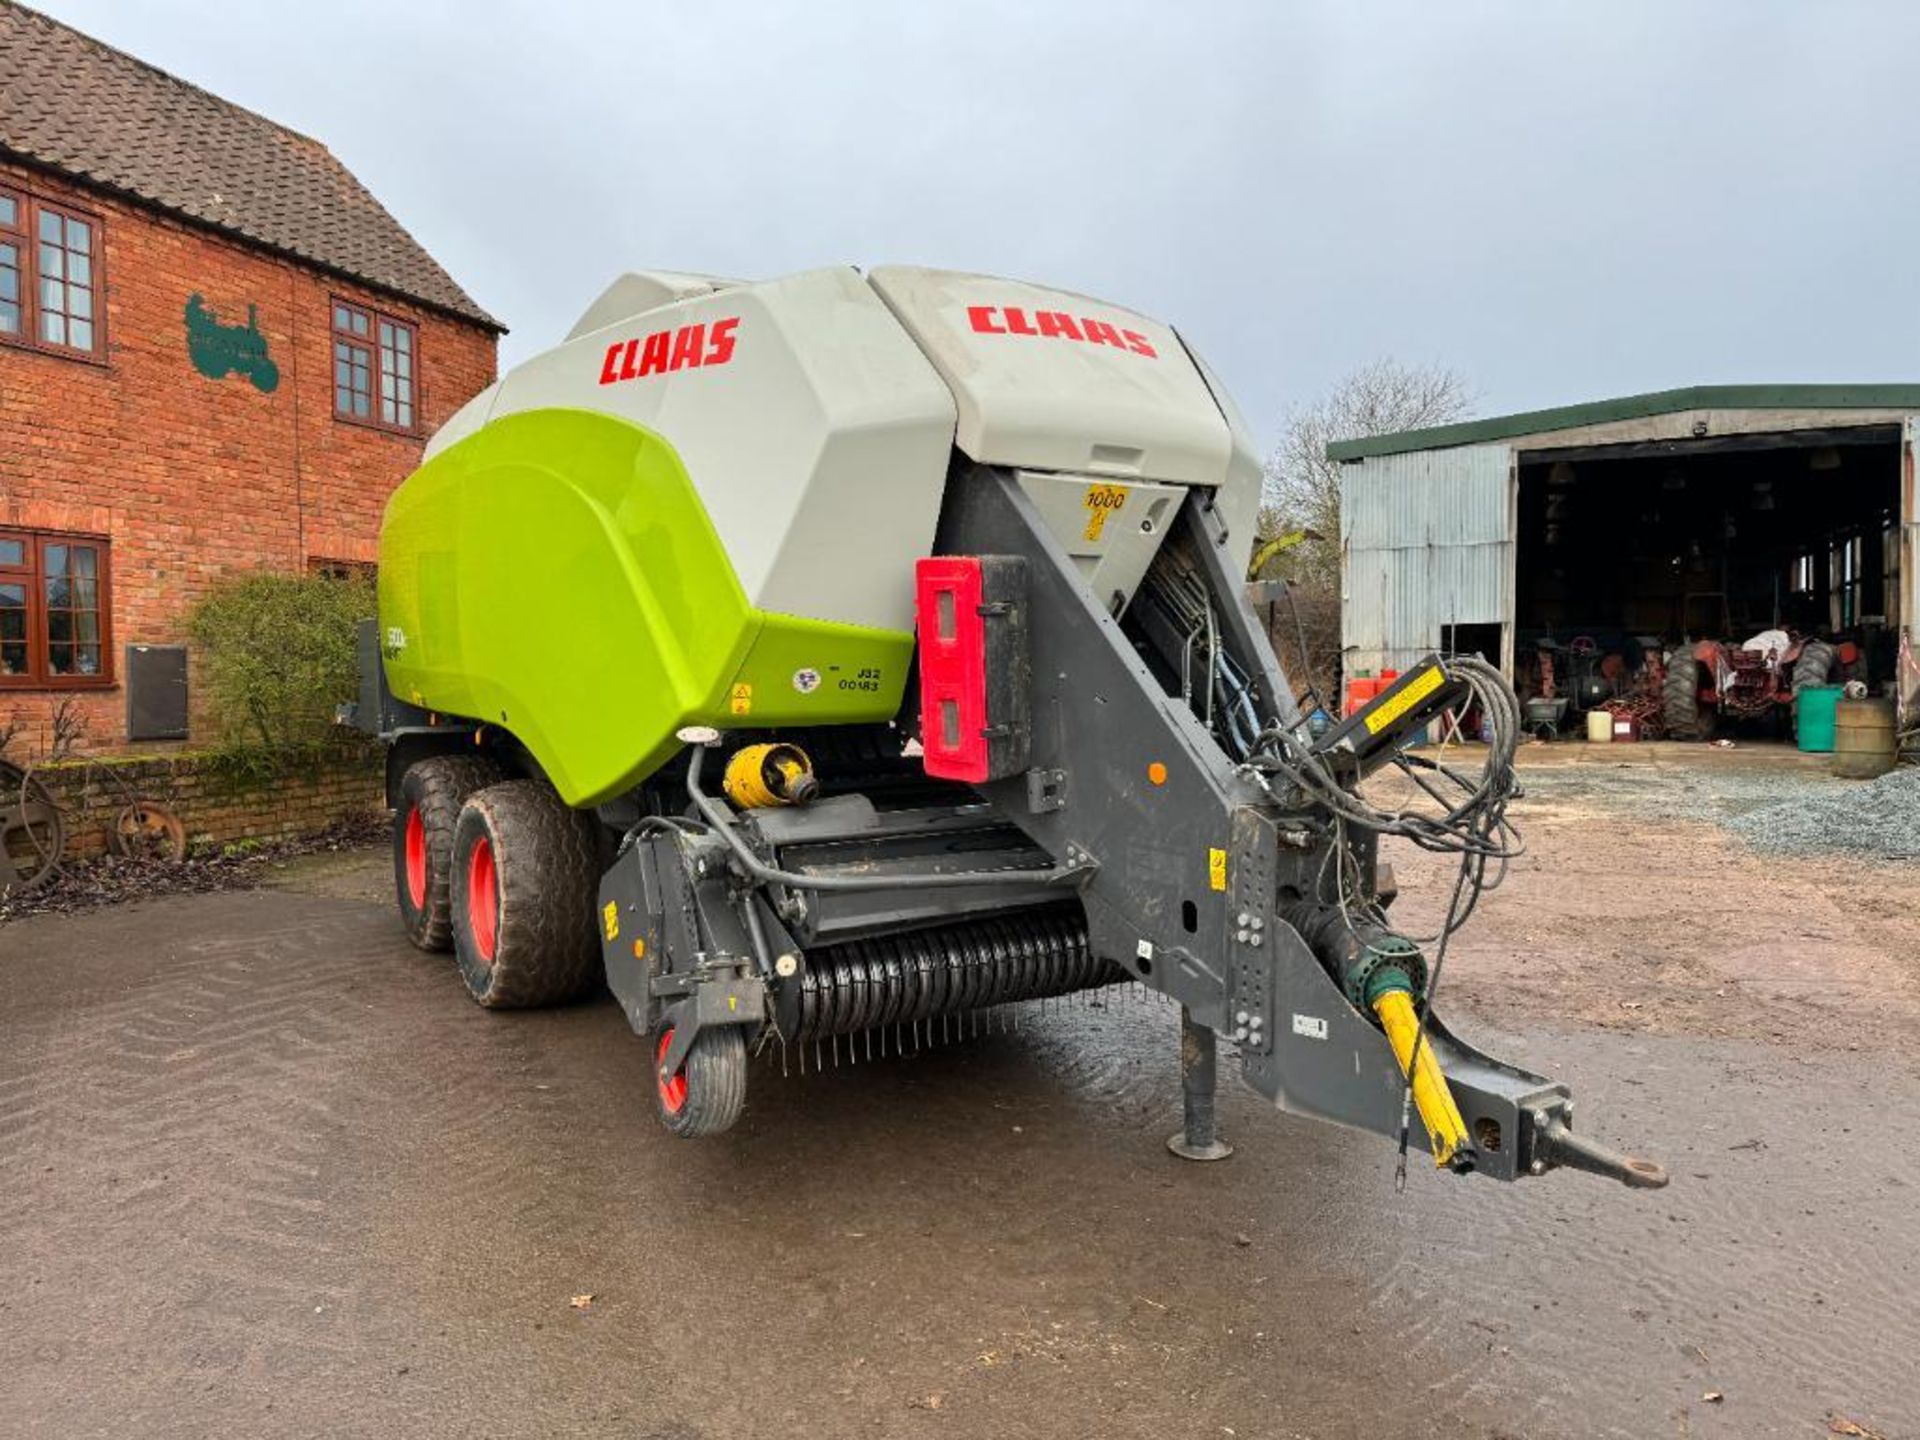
[1516,758,1920,861]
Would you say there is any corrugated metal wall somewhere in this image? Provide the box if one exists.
[1340,443,1514,676]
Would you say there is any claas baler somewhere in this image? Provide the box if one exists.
[351,265,1665,1190]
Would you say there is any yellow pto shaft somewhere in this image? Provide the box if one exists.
[1373,988,1471,1167]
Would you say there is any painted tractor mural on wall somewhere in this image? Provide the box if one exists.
[184,293,279,393]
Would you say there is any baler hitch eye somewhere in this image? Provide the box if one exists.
[1530,1111,1670,1189]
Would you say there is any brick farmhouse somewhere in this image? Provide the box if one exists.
[0,2,501,753]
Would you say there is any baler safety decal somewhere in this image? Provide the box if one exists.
[1362,664,1445,735]
[598,317,740,386]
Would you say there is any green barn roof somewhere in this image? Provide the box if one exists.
[1325,384,1920,462]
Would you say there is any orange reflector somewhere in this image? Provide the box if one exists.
[633,938,647,960]
[1147,762,1168,786]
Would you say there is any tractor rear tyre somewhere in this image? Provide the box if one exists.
[394,754,505,952]
[1662,653,1715,741]
[653,1024,748,1138]
[448,780,602,1009]
[1792,640,1836,695]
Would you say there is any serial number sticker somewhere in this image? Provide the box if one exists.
[1292,1013,1328,1040]
[602,901,619,942]
[729,682,753,716]
[1081,482,1129,542]
[1362,663,1445,736]
[1207,847,1228,892]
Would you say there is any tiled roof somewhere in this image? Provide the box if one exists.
[0,2,501,330]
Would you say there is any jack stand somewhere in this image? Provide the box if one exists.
[1167,1006,1233,1162]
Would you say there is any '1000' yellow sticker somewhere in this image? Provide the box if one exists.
[1082,483,1129,541]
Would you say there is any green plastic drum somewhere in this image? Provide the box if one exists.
[1795,684,1844,753]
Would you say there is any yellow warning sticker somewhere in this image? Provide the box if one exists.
[602,901,619,942]
[1362,664,1444,736]
[729,682,753,716]
[1208,847,1228,892]
[1082,483,1129,542]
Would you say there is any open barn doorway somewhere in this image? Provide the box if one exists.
[1512,426,1902,739]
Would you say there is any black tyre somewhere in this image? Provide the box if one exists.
[1792,640,1835,695]
[393,754,505,952]
[653,1023,748,1138]
[1662,652,1714,741]
[448,780,602,1009]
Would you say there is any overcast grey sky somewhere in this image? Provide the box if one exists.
[34,0,1920,447]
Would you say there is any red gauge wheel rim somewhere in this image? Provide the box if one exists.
[403,807,428,910]
[656,1029,688,1115]
[466,836,499,963]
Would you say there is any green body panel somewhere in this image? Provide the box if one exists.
[378,408,911,806]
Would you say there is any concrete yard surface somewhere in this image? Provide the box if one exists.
[2,754,1916,1439]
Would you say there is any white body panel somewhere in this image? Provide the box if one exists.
[868,267,1233,489]
[443,267,959,632]
[564,270,744,342]
[1013,471,1185,615]
[425,265,1267,630]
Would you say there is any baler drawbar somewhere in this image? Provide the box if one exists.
[351,263,1666,1191]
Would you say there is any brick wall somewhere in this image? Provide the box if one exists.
[0,158,497,756]
[33,745,385,862]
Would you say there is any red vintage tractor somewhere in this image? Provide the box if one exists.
[1661,635,1854,740]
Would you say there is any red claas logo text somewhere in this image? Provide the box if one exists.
[599,317,740,385]
[965,305,1157,358]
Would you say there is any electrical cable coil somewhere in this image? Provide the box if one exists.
[790,907,1125,1041]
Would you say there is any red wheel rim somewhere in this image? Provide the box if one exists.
[466,836,499,963]
[656,1029,688,1115]
[403,806,428,910]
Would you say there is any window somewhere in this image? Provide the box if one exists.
[0,186,103,359]
[1787,552,1817,596]
[1831,532,1864,630]
[0,529,112,688]
[332,299,416,431]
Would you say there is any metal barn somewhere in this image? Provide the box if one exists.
[1330,386,1919,728]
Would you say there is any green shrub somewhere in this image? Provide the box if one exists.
[187,572,373,748]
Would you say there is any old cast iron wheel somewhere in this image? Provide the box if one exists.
[447,779,601,1009]
[653,1024,748,1138]
[0,761,66,899]
[391,754,503,952]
